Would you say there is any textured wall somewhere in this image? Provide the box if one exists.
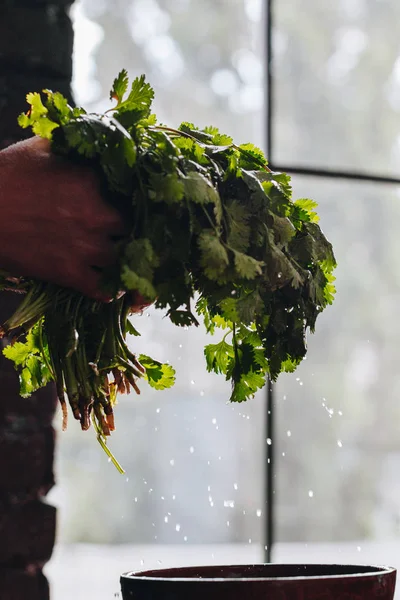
[0,2,75,597]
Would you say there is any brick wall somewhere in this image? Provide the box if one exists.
[0,2,75,597]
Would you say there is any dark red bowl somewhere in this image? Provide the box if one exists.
[120,563,396,600]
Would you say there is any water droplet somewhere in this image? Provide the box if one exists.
[170,459,175,466]
[249,538,252,544]
[189,446,194,454]
[175,524,181,532]
[227,520,230,527]
[140,559,144,566]
[338,410,343,416]
[224,500,235,508]
[267,437,272,445]
[283,395,287,400]
[190,380,195,385]
[282,452,285,457]
[108,458,112,463]
[154,427,158,432]
[157,560,162,565]
[308,490,314,498]
[212,418,217,425]
[184,536,188,542]
[218,456,222,460]
[164,516,169,523]
[179,344,182,348]
[277,272,282,278]
[287,430,292,437]
[209,495,213,503]
[299,381,303,386]
[134,497,138,502]
[172,494,176,500]
[256,509,262,517]
[296,377,300,381]
[161,496,165,500]
[337,440,343,448]
[156,408,161,414]
[126,477,129,482]
[183,325,189,331]
[233,483,238,490]
[200,390,205,396]
[357,546,361,552]
[231,290,237,296]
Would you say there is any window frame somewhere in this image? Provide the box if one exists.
[264,0,400,564]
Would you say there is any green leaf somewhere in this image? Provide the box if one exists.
[121,266,157,300]
[126,319,141,337]
[122,136,136,167]
[174,137,209,165]
[233,251,264,280]
[230,370,266,402]
[324,272,336,304]
[3,327,53,397]
[271,172,292,198]
[198,230,230,280]
[149,172,184,204]
[226,200,251,253]
[18,92,59,139]
[294,198,320,223]
[183,172,220,206]
[118,74,154,114]
[204,339,235,374]
[219,297,240,322]
[110,68,129,104]
[239,143,268,170]
[43,90,73,124]
[139,354,176,389]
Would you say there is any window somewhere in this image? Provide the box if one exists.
[270,0,400,577]
[47,0,400,597]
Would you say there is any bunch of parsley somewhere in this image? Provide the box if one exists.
[0,71,336,462]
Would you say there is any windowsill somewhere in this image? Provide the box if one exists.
[46,541,399,599]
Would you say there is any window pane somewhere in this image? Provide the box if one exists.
[272,0,400,176]
[48,0,266,579]
[276,176,400,567]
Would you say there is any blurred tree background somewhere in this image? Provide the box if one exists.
[48,0,400,548]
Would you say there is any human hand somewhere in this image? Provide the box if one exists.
[0,137,125,299]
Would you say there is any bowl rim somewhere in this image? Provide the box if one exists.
[120,563,397,584]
